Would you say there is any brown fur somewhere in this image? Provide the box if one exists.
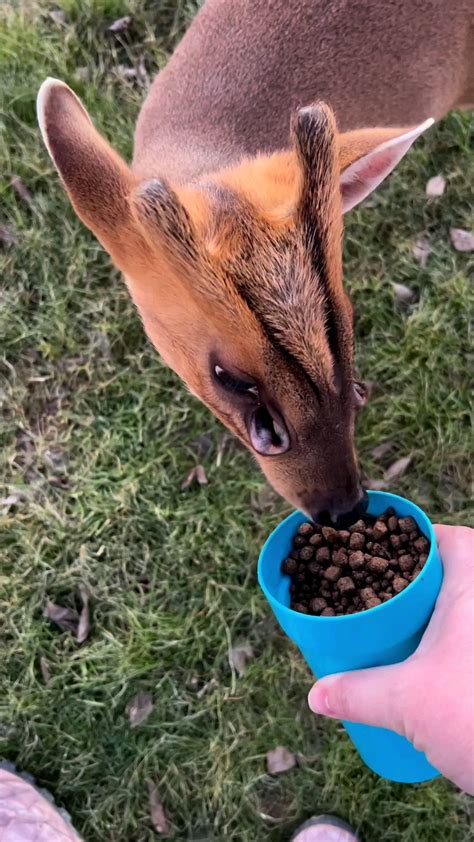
[37,0,473,519]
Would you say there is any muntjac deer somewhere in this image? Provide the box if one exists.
[37,0,473,526]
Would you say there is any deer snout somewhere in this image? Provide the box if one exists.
[306,487,368,529]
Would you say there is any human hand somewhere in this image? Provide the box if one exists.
[308,524,474,793]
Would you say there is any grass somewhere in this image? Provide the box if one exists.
[0,1,472,840]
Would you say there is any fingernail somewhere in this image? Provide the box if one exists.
[308,684,337,718]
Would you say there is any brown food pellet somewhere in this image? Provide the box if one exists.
[386,569,395,580]
[298,522,315,536]
[338,530,350,545]
[332,548,348,567]
[366,541,374,551]
[353,571,365,581]
[299,545,315,561]
[349,532,365,550]
[414,537,429,553]
[399,553,415,572]
[365,575,374,584]
[368,556,389,575]
[290,549,300,559]
[366,596,382,608]
[360,587,376,602]
[322,526,339,543]
[419,553,428,566]
[388,516,398,532]
[348,550,365,569]
[372,542,389,559]
[308,561,321,575]
[293,535,307,548]
[309,533,324,547]
[293,603,309,613]
[403,572,411,580]
[389,534,401,549]
[282,557,298,575]
[316,547,330,564]
[349,519,366,533]
[373,521,388,540]
[310,597,328,614]
[398,517,417,534]
[393,577,409,593]
[324,565,343,583]
[338,576,356,594]
[321,607,336,616]
[372,581,381,593]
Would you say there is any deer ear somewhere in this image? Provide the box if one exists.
[37,78,136,259]
[338,118,434,213]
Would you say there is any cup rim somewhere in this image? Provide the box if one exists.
[258,490,438,624]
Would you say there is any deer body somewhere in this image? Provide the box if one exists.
[37,0,472,524]
[134,0,473,181]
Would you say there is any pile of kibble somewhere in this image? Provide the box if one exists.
[282,508,430,616]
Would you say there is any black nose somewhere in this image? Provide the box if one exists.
[314,490,369,529]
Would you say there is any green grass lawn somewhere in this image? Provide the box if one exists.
[0,1,472,840]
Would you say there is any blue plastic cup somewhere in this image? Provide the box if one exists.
[258,490,443,783]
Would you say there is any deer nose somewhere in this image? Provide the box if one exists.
[312,490,369,529]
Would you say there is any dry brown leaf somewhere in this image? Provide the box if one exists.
[392,282,416,304]
[425,175,446,198]
[146,779,172,837]
[108,15,131,33]
[412,237,431,267]
[228,643,254,677]
[10,177,34,210]
[196,677,219,699]
[39,657,51,684]
[384,455,413,482]
[0,492,24,507]
[370,441,395,460]
[450,228,474,253]
[0,226,18,247]
[77,585,90,644]
[126,692,154,727]
[44,601,79,634]
[266,746,297,775]
[181,464,208,490]
[49,9,67,25]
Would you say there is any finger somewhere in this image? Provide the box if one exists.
[308,662,409,736]
[434,524,474,584]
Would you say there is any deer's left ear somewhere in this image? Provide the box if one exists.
[338,119,434,213]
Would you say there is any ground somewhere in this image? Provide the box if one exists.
[0,1,472,840]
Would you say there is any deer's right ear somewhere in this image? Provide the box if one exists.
[37,78,137,260]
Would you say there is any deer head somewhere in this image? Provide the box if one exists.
[37,79,432,525]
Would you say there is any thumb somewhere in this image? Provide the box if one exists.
[308,662,410,735]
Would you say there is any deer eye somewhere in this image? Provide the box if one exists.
[214,364,259,398]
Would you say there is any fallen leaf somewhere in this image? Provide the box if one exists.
[181,464,208,490]
[425,174,446,198]
[196,677,219,699]
[126,692,154,727]
[10,177,34,211]
[384,455,413,482]
[146,779,172,837]
[39,657,51,684]
[76,585,90,644]
[0,492,24,507]
[266,746,297,775]
[108,15,131,33]
[116,64,138,81]
[228,643,254,677]
[49,9,67,25]
[365,478,388,491]
[412,237,431,267]
[75,66,90,82]
[370,440,395,460]
[392,282,416,304]
[44,601,79,635]
[450,228,474,253]
[0,225,18,247]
